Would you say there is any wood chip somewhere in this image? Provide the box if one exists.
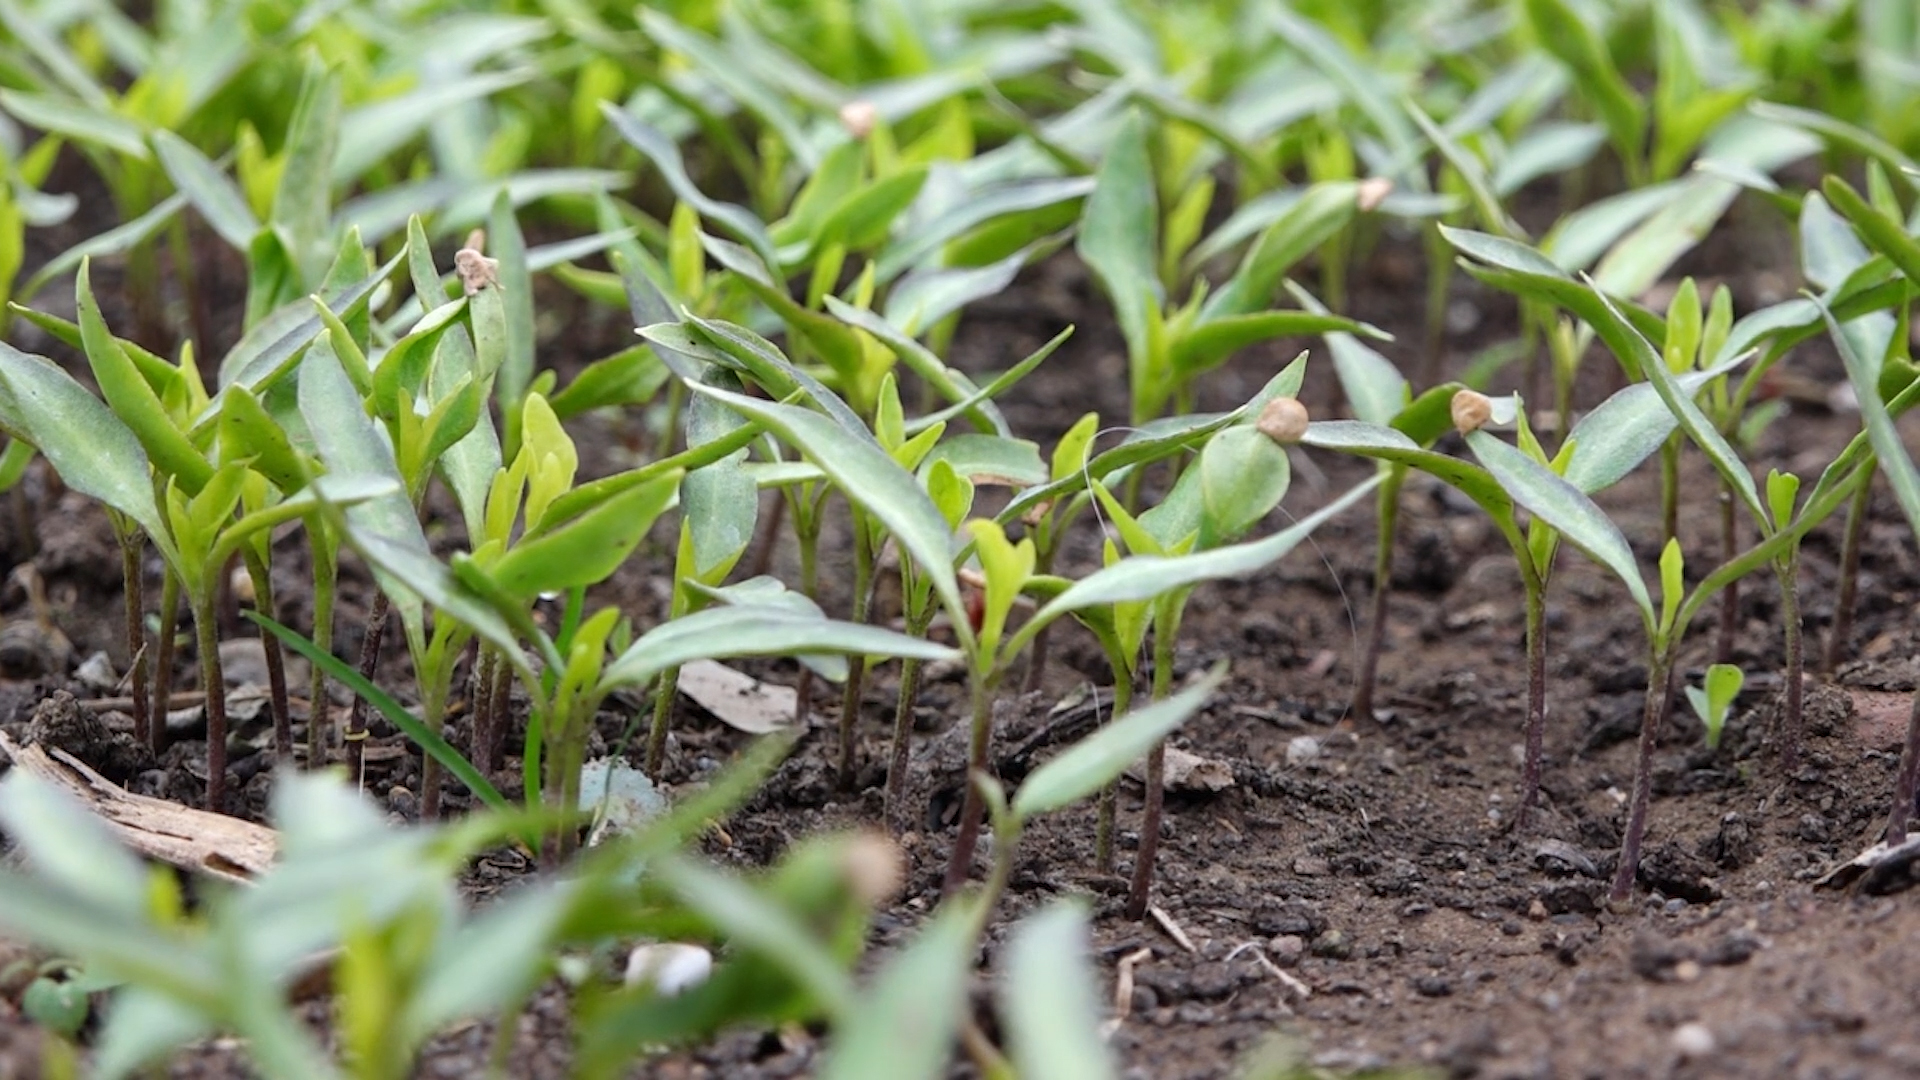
[1148,904,1197,953]
[0,732,276,883]
[678,659,799,733]
[1127,745,1235,792]
[1104,946,1154,1036]
[1225,940,1311,1000]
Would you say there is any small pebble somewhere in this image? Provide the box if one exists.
[1674,959,1702,983]
[1286,736,1321,766]
[1311,930,1351,960]
[625,943,713,996]
[1672,1022,1715,1059]
[1268,935,1305,965]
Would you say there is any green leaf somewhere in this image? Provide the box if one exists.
[1750,102,1920,191]
[488,472,682,600]
[1197,426,1292,546]
[401,883,571,1046]
[0,90,148,158]
[218,249,404,393]
[921,434,1046,488]
[1170,310,1379,378]
[297,340,427,635]
[668,314,867,435]
[1818,297,1920,542]
[487,192,536,409]
[77,261,211,494]
[882,240,1052,338]
[1200,182,1360,320]
[1493,122,1607,197]
[0,343,171,557]
[819,897,980,1080]
[334,70,536,185]
[270,60,340,284]
[249,613,509,813]
[825,297,1056,437]
[601,606,956,692]
[1014,664,1225,820]
[600,103,779,272]
[21,193,188,301]
[1544,181,1688,273]
[1265,5,1422,182]
[998,381,1295,527]
[1522,0,1644,176]
[0,771,147,917]
[875,176,1093,282]
[549,345,670,420]
[1581,286,1767,525]
[371,299,468,421]
[690,385,965,630]
[210,473,399,569]
[1465,430,1653,625]
[1021,478,1378,640]
[151,130,259,251]
[1686,663,1744,750]
[682,372,759,579]
[1303,421,1516,527]
[1075,110,1161,363]
[1591,174,1740,300]
[1821,175,1920,287]
[1561,361,1743,494]
[999,904,1115,1080]
[1658,537,1683,633]
[818,168,929,253]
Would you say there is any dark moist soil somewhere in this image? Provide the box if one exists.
[2,178,1919,1079]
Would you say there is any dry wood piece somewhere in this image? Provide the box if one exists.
[0,731,276,883]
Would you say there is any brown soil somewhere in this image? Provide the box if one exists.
[1,178,1918,1079]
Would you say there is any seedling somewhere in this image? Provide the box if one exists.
[1686,664,1746,751]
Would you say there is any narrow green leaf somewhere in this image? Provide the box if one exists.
[1822,175,1920,287]
[1075,110,1160,362]
[22,193,187,302]
[1561,361,1743,494]
[250,612,510,813]
[600,103,779,272]
[1266,5,1422,181]
[820,898,979,1080]
[0,771,147,916]
[1303,420,1516,526]
[270,61,340,284]
[1200,182,1359,320]
[1819,297,1920,541]
[1023,477,1378,637]
[601,606,956,691]
[1522,0,1644,175]
[488,192,536,409]
[1000,904,1115,1080]
[151,130,259,250]
[0,90,148,158]
[1014,665,1225,820]
[1581,285,1767,524]
[1465,430,1653,623]
[689,385,965,628]
[1170,311,1379,377]
[77,262,211,494]
[218,250,404,393]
